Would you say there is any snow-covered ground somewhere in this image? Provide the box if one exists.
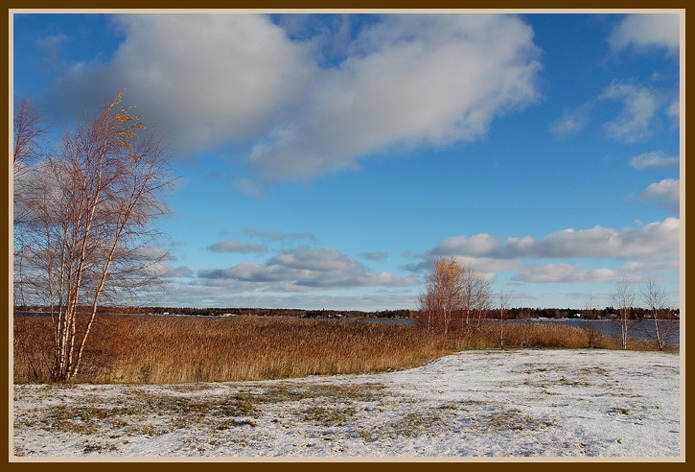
[12,349,682,459]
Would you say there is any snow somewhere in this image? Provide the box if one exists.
[12,349,682,459]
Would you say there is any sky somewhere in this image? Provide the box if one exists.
[11,11,682,311]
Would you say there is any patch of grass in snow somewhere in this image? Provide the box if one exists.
[81,442,119,454]
[557,376,592,387]
[396,411,450,437]
[358,408,451,442]
[129,390,259,419]
[299,405,358,427]
[609,407,631,416]
[248,382,386,404]
[255,382,385,429]
[163,383,219,394]
[34,389,261,439]
[477,408,556,433]
[46,404,146,434]
[579,366,610,377]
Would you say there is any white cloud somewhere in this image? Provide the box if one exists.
[667,98,680,124]
[512,264,617,284]
[198,246,417,291]
[618,259,679,274]
[609,14,680,56]
[629,151,679,170]
[165,265,195,278]
[267,247,359,272]
[404,255,523,282]
[426,218,679,261]
[639,179,680,213]
[600,82,660,143]
[412,218,680,285]
[430,233,501,257]
[48,14,540,185]
[50,14,317,155]
[246,14,541,182]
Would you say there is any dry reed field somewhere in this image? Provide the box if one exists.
[13,314,657,385]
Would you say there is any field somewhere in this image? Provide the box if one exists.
[13,349,681,458]
[12,314,663,385]
[13,315,680,458]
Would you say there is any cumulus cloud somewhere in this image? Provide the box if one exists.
[639,179,680,213]
[618,259,679,274]
[165,265,195,278]
[49,14,317,154]
[247,14,541,182]
[410,218,680,284]
[629,151,679,170]
[609,14,680,56]
[429,233,500,257]
[198,246,417,291]
[47,13,540,185]
[404,255,523,281]
[512,264,617,284]
[600,81,660,142]
[208,239,269,254]
[267,247,359,272]
[425,218,679,261]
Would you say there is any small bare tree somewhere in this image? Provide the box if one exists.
[13,91,174,381]
[612,276,637,349]
[418,257,491,335]
[459,265,492,332]
[641,277,676,350]
[13,97,47,167]
[13,98,49,308]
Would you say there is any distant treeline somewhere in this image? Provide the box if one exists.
[502,307,680,320]
[15,305,679,320]
[14,305,415,319]
[139,307,416,319]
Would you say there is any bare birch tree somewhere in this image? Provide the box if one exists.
[641,277,676,350]
[612,276,637,350]
[13,97,47,167]
[13,91,174,381]
[459,265,492,331]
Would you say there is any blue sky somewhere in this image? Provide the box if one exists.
[12,11,682,310]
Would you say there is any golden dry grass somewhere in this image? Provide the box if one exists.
[13,314,663,384]
[14,315,449,384]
